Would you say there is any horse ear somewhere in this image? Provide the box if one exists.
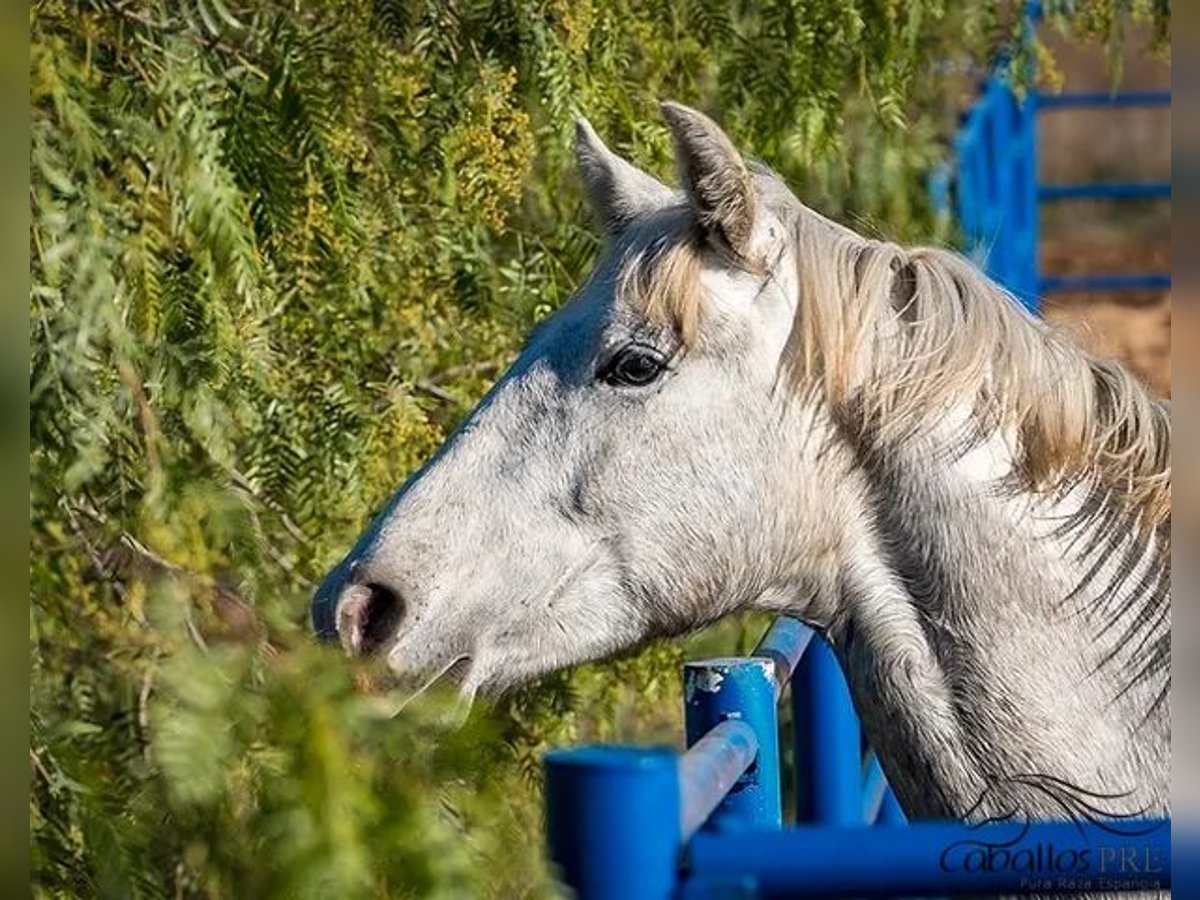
[660,101,756,258]
[574,118,675,238]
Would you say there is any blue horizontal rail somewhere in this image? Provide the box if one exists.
[1039,182,1170,201]
[679,719,758,839]
[685,819,1171,898]
[1035,90,1171,109]
[751,615,814,692]
[1041,273,1171,293]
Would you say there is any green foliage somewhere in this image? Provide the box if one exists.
[29,1,1166,896]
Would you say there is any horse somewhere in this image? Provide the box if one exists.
[312,102,1169,824]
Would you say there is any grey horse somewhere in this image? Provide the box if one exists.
[312,103,1170,824]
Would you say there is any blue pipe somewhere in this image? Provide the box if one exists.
[861,753,888,824]
[793,637,861,825]
[877,787,908,825]
[679,719,758,840]
[1039,182,1171,201]
[1040,273,1171,293]
[1016,74,1040,311]
[686,819,1171,898]
[544,746,680,899]
[751,617,814,695]
[684,658,782,830]
[1036,90,1171,109]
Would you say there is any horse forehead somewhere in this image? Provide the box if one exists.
[503,293,611,390]
[529,267,646,355]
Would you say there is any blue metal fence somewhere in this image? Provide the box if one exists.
[543,618,1170,897]
[942,11,1170,312]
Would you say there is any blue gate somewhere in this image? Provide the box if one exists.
[932,4,1170,312]
[543,618,1169,898]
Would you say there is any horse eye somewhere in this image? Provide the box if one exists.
[601,346,667,388]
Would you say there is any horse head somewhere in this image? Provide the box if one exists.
[311,103,849,697]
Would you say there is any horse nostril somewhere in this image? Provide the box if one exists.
[361,583,405,655]
[337,582,406,657]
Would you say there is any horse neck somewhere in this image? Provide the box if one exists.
[811,420,1170,821]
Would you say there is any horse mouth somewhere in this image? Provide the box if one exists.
[381,653,475,718]
[443,656,472,686]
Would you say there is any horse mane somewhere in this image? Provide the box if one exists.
[618,201,1171,535]
[617,192,1170,706]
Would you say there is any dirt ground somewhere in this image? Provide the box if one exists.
[1041,235,1171,397]
[1031,30,1170,398]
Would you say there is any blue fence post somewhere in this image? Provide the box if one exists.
[1015,1,1042,311]
[990,80,1015,291]
[544,746,680,900]
[1017,81,1040,311]
[877,786,908,825]
[794,637,861,825]
[684,658,782,829]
